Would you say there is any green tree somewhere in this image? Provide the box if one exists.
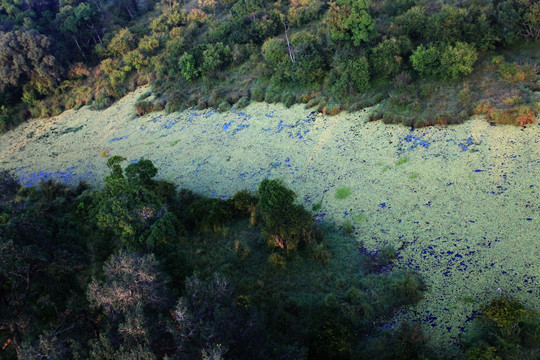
[178,52,200,81]
[56,2,101,60]
[261,37,287,71]
[370,37,408,80]
[0,29,60,102]
[439,42,478,81]
[201,42,231,76]
[389,6,427,42]
[258,178,314,253]
[108,28,136,58]
[326,0,374,46]
[410,44,440,79]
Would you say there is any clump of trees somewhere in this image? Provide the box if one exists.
[1,159,538,359]
[1,0,538,130]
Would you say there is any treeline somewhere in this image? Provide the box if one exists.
[0,0,539,131]
[1,161,539,359]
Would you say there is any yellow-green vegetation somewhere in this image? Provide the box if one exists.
[463,297,540,359]
[336,186,352,199]
[396,157,409,166]
[409,172,419,179]
[353,213,367,225]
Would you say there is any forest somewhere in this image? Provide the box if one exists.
[0,0,538,131]
[1,158,539,359]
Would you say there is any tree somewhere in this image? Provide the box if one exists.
[170,273,260,358]
[0,29,60,100]
[108,28,136,58]
[370,37,408,80]
[56,2,101,60]
[326,0,374,46]
[258,178,315,253]
[178,52,200,81]
[87,251,168,314]
[410,44,439,79]
[261,37,287,71]
[439,42,477,81]
[200,42,231,76]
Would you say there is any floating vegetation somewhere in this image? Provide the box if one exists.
[336,187,352,199]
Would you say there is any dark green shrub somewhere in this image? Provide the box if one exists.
[232,190,258,215]
[217,101,231,112]
[282,91,296,108]
[235,97,250,109]
[178,52,200,81]
[371,37,407,80]
[251,87,265,102]
[165,91,187,113]
[187,198,237,233]
[125,159,158,187]
[258,178,296,215]
[264,85,281,103]
[439,42,478,81]
[258,179,315,253]
[307,309,352,360]
[410,44,440,79]
[261,37,287,71]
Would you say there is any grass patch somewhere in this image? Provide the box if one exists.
[409,172,419,179]
[335,187,352,199]
[169,139,180,146]
[353,213,367,225]
[396,157,409,166]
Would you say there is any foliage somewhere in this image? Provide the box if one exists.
[88,251,168,314]
[326,0,374,46]
[178,52,199,81]
[439,42,478,81]
[258,178,316,253]
[410,44,440,79]
[0,30,60,99]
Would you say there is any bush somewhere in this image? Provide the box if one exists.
[410,44,440,79]
[187,198,238,233]
[261,38,287,70]
[235,97,250,109]
[251,87,265,102]
[323,102,341,116]
[258,179,316,253]
[282,91,296,108]
[371,37,405,80]
[264,85,281,103]
[439,42,478,81]
[135,100,155,116]
[178,52,200,81]
[217,101,231,112]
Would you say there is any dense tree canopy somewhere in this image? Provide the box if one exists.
[0,0,537,129]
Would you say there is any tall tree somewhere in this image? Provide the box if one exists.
[0,29,60,96]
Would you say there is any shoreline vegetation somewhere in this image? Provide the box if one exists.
[0,0,538,132]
